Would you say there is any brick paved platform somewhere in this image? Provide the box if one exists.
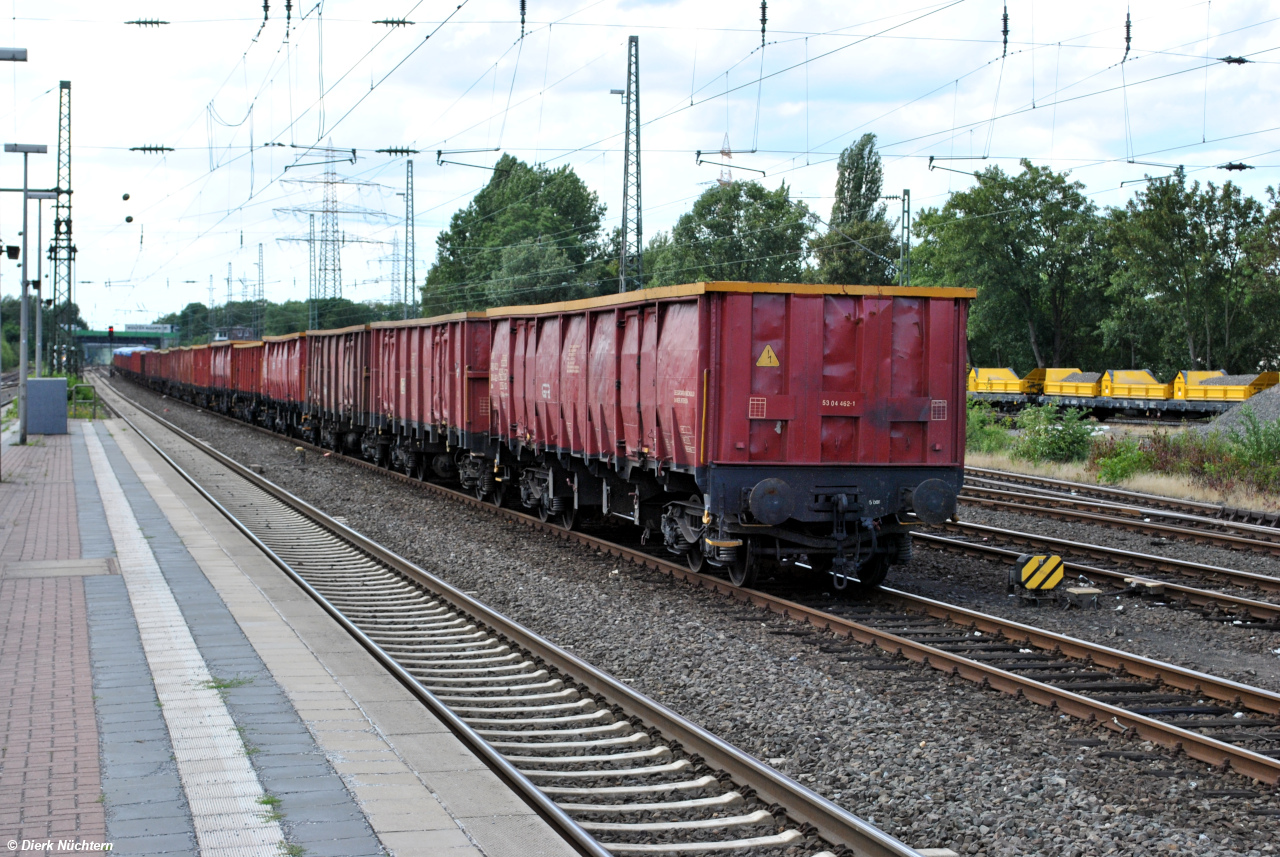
[0,576,105,842]
[0,416,579,857]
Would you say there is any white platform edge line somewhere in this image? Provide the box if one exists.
[82,423,284,855]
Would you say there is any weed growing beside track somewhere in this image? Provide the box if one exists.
[1092,407,1280,494]
[967,399,1280,507]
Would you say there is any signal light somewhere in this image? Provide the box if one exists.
[5,245,17,260]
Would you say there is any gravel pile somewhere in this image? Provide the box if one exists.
[1199,384,1280,436]
[1060,372,1101,383]
[109,380,1280,856]
[1201,375,1262,386]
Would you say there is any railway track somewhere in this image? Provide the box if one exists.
[915,530,1280,625]
[931,519,1280,598]
[961,484,1280,556]
[966,466,1280,528]
[99,382,916,857]
[102,378,1280,787]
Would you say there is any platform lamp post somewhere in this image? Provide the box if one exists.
[29,190,56,378]
[5,142,49,446]
[0,48,27,480]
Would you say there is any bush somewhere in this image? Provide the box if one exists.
[1012,404,1092,463]
[965,398,1012,453]
[1089,436,1150,484]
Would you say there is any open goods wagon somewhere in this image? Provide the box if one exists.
[123,281,973,594]
[261,333,308,432]
[368,314,490,475]
[480,282,972,590]
[304,325,373,454]
[210,342,235,392]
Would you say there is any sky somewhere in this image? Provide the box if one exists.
[0,0,1277,330]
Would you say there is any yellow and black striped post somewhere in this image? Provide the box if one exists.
[1017,554,1064,591]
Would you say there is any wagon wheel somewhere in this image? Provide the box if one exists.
[477,481,507,508]
[685,495,705,573]
[728,540,758,589]
[685,542,704,574]
[557,506,578,531]
[538,501,553,523]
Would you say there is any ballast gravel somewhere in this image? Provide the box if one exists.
[110,380,1280,857]
[1197,385,1280,436]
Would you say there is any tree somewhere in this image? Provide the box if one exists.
[913,159,1108,370]
[1107,170,1267,372]
[810,133,899,285]
[154,302,213,344]
[1243,186,1280,369]
[645,180,815,287]
[263,300,309,336]
[4,296,88,368]
[423,154,606,313]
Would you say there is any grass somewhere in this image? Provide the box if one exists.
[258,794,284,823]
[968,442,1280,511]
[278,842,305,857]
[202,675,254,696]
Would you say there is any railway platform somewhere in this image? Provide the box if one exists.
[0,419,580,857]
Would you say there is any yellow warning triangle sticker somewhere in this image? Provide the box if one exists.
[756,344,780,367]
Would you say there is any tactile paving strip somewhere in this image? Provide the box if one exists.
[83,427,284,856]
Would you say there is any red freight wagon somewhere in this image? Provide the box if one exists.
[232,343,263,397]
[305,324,372,452]
[150,349,169,385]
[369,314,490,478]
[484,282,973,590]
[173,347,193,389]
[192,344,212,391]
[263,334,307,406]
[261,333,308,434]
[210,342,234,391]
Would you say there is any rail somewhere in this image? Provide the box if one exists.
[100,381,919,857]
[103,377,1280,785]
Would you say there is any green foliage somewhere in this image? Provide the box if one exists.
[1012,404,1092,463]
[965,398,1012,453]
[1117,415,1280,495]
[913,160,1109,371]
[1089,436,1151,484]
[423,154,606,313]
[1224,407,1280,476]
[1,295,88,369]
[1106,170,1270,376]
[810,133,899,285]
[644,180,816,287]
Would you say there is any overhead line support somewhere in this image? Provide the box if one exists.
[618,35,642,293]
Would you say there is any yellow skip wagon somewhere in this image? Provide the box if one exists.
[1041,369,1101,397]
[1099,369,1173,400]
[1174,370,1280,402]
[967,367,1022,394]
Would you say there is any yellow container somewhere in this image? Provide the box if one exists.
[1100,369,1172,400]
[1173,370,1226,399]
[1019,368,1047,395]
[1178,370,1279,401]
[1042,368,1101,397]
[968,367,1022,394]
